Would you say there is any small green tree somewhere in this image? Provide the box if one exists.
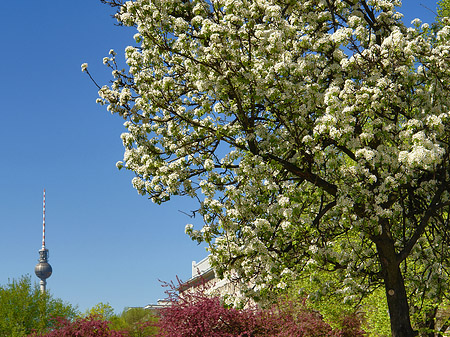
[84,302,116,321]
[111,307,158,337]
[84,303,159,336]
[0,275,77,336]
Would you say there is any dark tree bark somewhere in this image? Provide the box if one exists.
[376,236,417,337]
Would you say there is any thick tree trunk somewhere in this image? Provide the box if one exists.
[376,240,417,337]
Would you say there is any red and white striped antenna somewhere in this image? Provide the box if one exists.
[42,189,46,249]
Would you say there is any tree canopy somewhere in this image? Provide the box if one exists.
[89,0,450,336]
[0,275,77,336]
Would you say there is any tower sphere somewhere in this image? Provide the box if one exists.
[35,262,52,280]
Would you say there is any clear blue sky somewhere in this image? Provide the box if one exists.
[0,1,439,314]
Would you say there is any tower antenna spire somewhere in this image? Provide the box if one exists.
[42,189,46,249]
[35,189,52,293]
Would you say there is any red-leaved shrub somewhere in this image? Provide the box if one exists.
[156,279,366,337]
[28,315,127,337]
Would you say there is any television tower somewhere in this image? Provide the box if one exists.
[35,189,52,293]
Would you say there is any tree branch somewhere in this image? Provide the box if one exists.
[397,184,446,263]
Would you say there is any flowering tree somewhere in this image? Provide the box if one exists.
[88,0,450,336]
